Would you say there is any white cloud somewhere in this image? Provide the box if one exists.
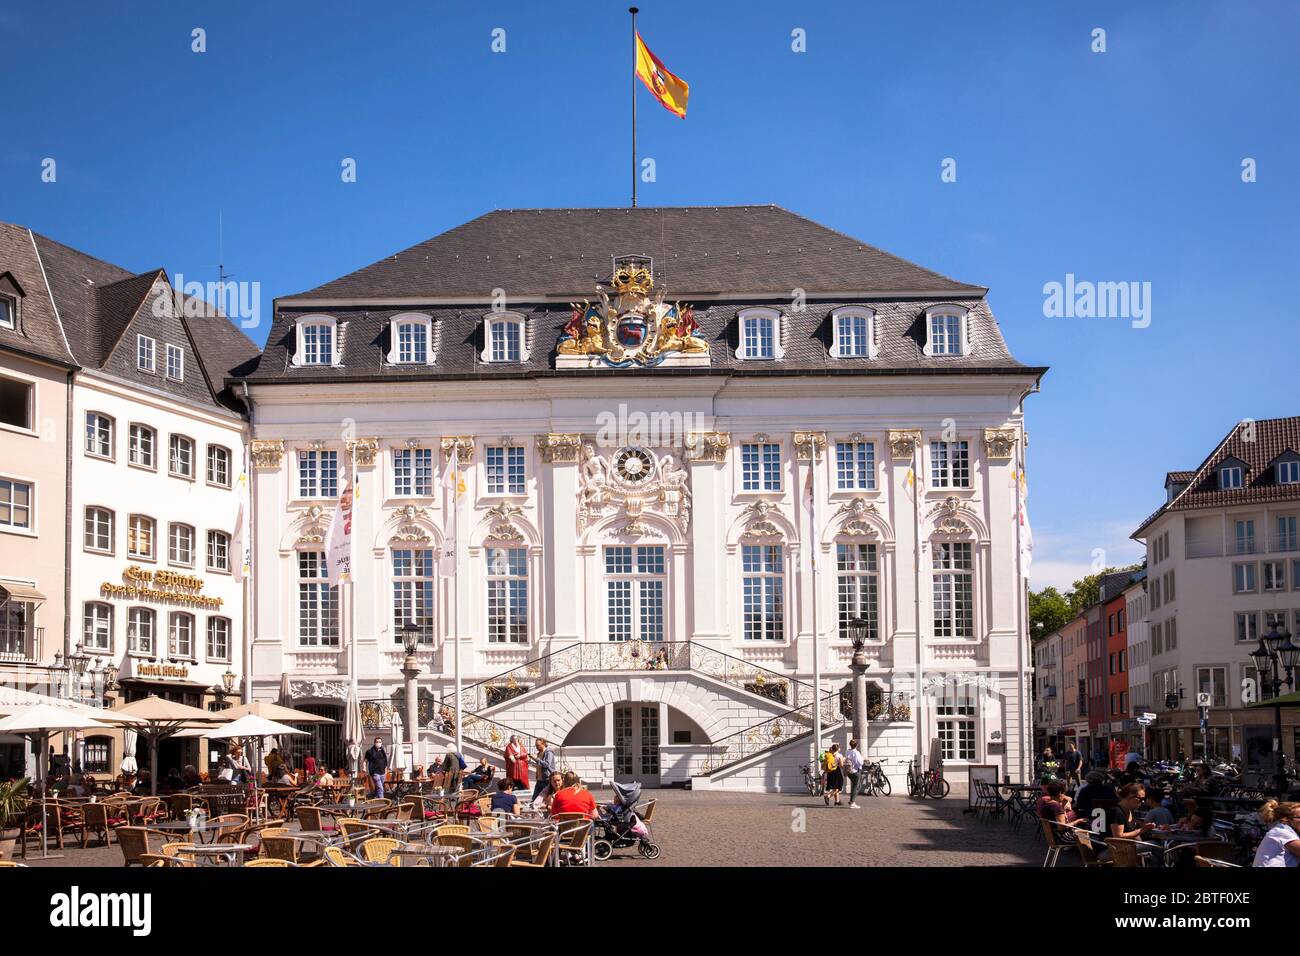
[1028,520,1146,592]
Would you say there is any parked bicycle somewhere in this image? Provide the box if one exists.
[862,758,891,797]
[907,758,950,799]
[800,763,824,797]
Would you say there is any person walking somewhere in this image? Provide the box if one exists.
[843,739,865,809]
[532,738,557,799]
[822,743,845,807]
[364,736,389,799]
[1061,742,1083,787]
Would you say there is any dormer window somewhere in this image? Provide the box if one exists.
[295,316,338,366]
[737,308,783,361]
[1279,461,1300,486]
[388,313,434,365]
[165,343,184,382]
[0,273,24,330]
[481,312,529,364]
[1220,465,1244,490]
[830,307,876,359]
[136,335,156,373]
[924,305,970,357]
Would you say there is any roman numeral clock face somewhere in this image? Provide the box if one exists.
[614,447,655,483]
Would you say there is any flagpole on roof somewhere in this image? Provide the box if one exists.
[630,6,639,208]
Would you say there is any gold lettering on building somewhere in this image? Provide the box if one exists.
[101,565,224,610]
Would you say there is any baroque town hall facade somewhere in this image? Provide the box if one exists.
[239,205,1045,790]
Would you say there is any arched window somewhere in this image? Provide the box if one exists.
[923,305,970,357]
[127,514,155,559]
[168,522,195,568]
[829,307,876,358]
[736,308,783,360]
[481,312,529,363]
[207,530,230,572]
[128,423,156,469]
[388,313,435,365]
[294,315,338,366]
[84,506,114,554]
[206,616,231,662]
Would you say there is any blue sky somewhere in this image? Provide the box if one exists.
[3,1,1297,591]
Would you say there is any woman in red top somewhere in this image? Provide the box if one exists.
[550,771,600,819]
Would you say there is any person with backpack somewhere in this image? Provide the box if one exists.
[822,743,845,806]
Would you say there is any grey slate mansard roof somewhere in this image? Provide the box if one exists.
[0,220,260,413]
[245,205,1046,384]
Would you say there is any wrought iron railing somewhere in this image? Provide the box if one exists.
[361,698,553,768]
[441,640,834,716]
[0,625,42,663]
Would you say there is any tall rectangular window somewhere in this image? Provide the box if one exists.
[1196,667,1228,709]
[167,523,195,567]
[396,321,428,363]
[298,551,339,646]
[836,542,878,641]
[1277,516,1298,552]
[741,544,784,641]
[835,312,871,357]
[0,478,32,530]
[165,344,184,381]
[486,547,528,643]
[933,542,974,639]
[137,335,155,372]
[127,608,154,655]
[1235,611,1258,644]
[936,682,976,760]
[85,412,113,458]
[83,603,112,652]
[835,441,875,491]
[127,515,155,559]
[392,447,433,497]
[930,440,971,489]
[490,320,522,362]
[129,424,156,468]
[486,446,526,495]
[741,313,776,359]
[1235,519,1256,554]
[605,545,665,642]
[298,450,339,498]
[206,445,231,487]
[301,323,334,365]
[741,442,781,492]
[206,617,231,662]
[207,530,230,572]
[169,612,194,658]
[391,548,435,643]
[84,507,113,552]
[169,435,194,478]
[929,313,964,355]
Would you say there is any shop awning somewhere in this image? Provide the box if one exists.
[0,582,47,605]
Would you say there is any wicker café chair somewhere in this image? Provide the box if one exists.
[360,837,401,865]
[509,833,555,868]
[436,823,470,837]
[139,841,197,868]
[259,830,298,863]
[1105,837,1162,868]
[1195,856,1243,868]
[116,827,167,867]
[323,846,360,867]
[554,819,593,867]
[210,813,249,842]
[1039,819,1081,868]
[361,799,392,820]
[475,814,503,833]
[1164,839,1234,867]
[244,858,293,867]
[170,794,195,821]
[338,818,371,849]
[394,801,418,822]
[82,802,129,848]
[433,833,476,853]
[296,805,325,832]
[1072,827,1112,867]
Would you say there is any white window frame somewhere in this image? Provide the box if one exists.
[0,477,33,531]
[387,313,435,365]
[127,514,155,560]
[932,540,975,640]
[835,540,880,642]
[604,545,667,643]
[297,449,340,499]
[206,445,231,487]
[85,412,114,460]
[1232,562,1257,594]
[929,439,972,489]
[127,607,154,656]
[741,543,785,642]
[128,423,156,469]
[936,680,977,761]
[486,547,529,644]
[168,611,195,659]
[294,315,339,367]
[206,616,231,663]
[1235,519,1256,555]
[834,440,876,491]
[207,529,230,572]
[392,446,434,498]
[169,434,195,479]
[1221,465,1244,490]
[391,547,435,644]
[923,305,971,357]
[1278,460,1300,486]
[136,335,156,373]
[83,602,112,652]
[0,292,15,330]
[481,312,529,364]
[168,522,195,568]
[485,445,526,496]
[1263,560,1286,592]
[735,307,783,361]
[165,343,184,382]
[739,441,782,493]
[84,506,114,554]
[297,551,340,647]
[829,307,876,359]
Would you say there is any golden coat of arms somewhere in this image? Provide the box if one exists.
[556,256,709,368]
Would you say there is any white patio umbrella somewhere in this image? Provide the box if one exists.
[344,683,363,777]
[113,696,224,795]
[198,714,308,820]
[120,727,139,775]
[0,704,115,859]
[390,712,407,772]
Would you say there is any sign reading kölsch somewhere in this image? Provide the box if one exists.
[99,565,224,610]
[136,662,190,680]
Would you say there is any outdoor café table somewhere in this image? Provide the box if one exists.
[150,819,230,844]
[383,845,463,867]
[358,818,429,839]
[173,843,257,867]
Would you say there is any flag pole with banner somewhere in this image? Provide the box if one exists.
[803,465,822,766]
[327,456,357,772]
[628,7,689,207]
[441,447,465,755]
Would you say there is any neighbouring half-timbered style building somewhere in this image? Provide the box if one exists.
[238,205,1046,791]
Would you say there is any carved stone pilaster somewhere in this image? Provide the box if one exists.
[794,431,827,462]
[441,436,474,462]
[536,433,582,463]
[983,428,1017,459]
[347,437,380,468]
[685,431,730,462]
[888,430,923,458]
[250,439,284,470]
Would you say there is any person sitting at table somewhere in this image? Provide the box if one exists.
[550,771,599,820]
[1252,800,1300,867]
[265,747,285,779]
[228,745,252,785]
[532,771,563,811]
[272,765,296,788]
[1074,770,1117,818]
[463,757,496,793]
[317,768,335,787]
[1171,806,1214,837]
[215,757,235,784]
[430,747,464,793]
[1037,782,1075,824]
[1141,789,1175,827]
[437,705,455,735]
[491,778,519,815]
[181,764,202,788]
[160,767,184,794]
[1106,783,1155,843]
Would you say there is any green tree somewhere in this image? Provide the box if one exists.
[1067,565,1142,615]
[1029,586,1073,640]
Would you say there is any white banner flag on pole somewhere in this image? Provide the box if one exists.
[326,471,354,583]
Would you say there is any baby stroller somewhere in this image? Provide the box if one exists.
[593,780,660,861]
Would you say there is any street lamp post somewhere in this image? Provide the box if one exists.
[847,617,871,747]
[1251,621,1297,794]
[401,621,423,769]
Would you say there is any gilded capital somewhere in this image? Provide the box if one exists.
[983,428,1017,459]
[887,430,923,458]
[685,431,730,462]
[347,437,380,468]
[441,436,475,462]
[250,439,285,470]
[536,433,583,463]
[794,431,827,462]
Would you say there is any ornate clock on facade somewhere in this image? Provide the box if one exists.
[614,446,655,484]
